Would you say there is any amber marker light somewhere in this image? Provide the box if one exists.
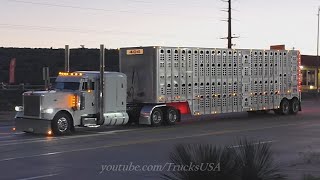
[48,130,52,135]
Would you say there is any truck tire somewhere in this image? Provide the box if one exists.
[289,98,300,115]
[52,112,72,135]
[150,108,163,127]
[276,99,290,115]
[164,107,179,125]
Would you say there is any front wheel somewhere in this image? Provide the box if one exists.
[52,112,72,135]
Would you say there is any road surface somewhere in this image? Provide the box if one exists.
[0,100,319,180]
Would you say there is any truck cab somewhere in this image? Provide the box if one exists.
[15,71,129,135]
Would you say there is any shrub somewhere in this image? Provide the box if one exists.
[303,174,320,180]
[162,139,286,180]
[162,144,239,180]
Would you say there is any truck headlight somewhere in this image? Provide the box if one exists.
[42,108,54,114]
[15,106,23,112]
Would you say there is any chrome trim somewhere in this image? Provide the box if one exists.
[139,104,166,125]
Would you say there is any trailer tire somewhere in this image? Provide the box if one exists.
[150,108,163,127]
[52,112,71,135]
[289,98,300,115]
[277,99,290,115]
[164,107,179,125]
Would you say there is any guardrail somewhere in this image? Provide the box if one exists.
[0,84,45,91]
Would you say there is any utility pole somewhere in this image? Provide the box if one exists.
[221,0,239,49]
[228,0,232,48]
[317,7,320,93]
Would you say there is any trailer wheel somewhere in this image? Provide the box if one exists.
[277,99,290,115]
[164,107,179,125]
[52,112,71,135]
[289,98,300,115]
[150,108,163,126]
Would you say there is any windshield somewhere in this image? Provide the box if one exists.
[54,82,80,91]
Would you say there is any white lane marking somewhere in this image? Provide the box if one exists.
[0,129,140,147]
[0,137,48,142]
[0,138,278,162]
[0,121,308,147]
[80,129,136,134]
[0,121,317,162]
[0,132,24,135]
[16,173,59,180]
[0,122,309,162]
[0,135,17,139]
[1,153,56,162]
[0,126,14,129]
[229,140,276,148]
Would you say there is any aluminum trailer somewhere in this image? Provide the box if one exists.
[120,46,301,120]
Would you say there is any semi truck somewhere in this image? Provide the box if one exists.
[14,46,302,135]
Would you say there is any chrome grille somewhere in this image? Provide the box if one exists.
[24,95,41,117]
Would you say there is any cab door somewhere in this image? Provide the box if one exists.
[80,79,97,115]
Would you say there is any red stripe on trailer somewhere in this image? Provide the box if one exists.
[166,102,191,115]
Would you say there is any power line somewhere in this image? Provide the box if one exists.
[127,0,217,8]
[8,0,139,14]
[5,0,217,19]
[0,23,176,37]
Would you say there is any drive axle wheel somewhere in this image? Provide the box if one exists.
[150,108,163,127]
[164,107,179,125]
[289,98,300,115]
[52,112,71,135]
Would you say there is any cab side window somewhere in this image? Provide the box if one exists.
[82,81,95,91]
[91,82,95,90]
[82,82,88,91]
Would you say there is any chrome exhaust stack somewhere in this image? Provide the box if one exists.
[98,44,105,125]
[65,45,70,72]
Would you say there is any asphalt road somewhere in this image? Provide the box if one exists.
[0,100,320,180]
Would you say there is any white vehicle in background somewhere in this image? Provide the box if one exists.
[15,46,302,135]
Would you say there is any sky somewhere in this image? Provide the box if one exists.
[0,0,319,55]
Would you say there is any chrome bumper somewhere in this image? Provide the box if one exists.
[15,117,51,134]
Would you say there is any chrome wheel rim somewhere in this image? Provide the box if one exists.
[57,117,68,132]
[152,111,161,124]
[168,110,177,123]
